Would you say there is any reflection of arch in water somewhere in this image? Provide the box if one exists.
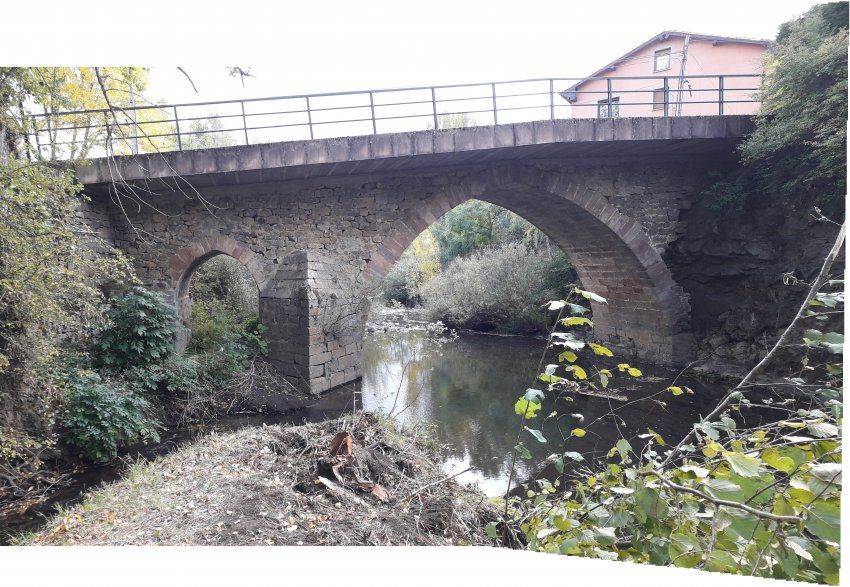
[368,167,692,366]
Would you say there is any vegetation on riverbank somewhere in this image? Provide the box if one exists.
[382,200,576,334]
[18,414,498,546]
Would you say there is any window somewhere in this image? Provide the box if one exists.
[597,97,620,118]
[652,88,667,111]
[654,48,671,72]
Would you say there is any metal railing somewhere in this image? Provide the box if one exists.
[26,74,762,159]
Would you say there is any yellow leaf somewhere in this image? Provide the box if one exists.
[572,428,586,437]
[571,365,587,380]
[627,367,642,377]
[668,386,683,396]
[562,317,593,327]
[558,351,577,363]
[588,342,613,357]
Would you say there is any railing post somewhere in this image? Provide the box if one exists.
[606,78,613,118]
[174,106,182,151]
[663,77,669,117]
[369,91,377,135]
[33,117,42,160]
[718,75,725,116]
[240,101,249,145]
[306,96,314,140]
[431,87,438,130]
[103,111,110,155]
[491,83,498,125]
[549,79,555,120]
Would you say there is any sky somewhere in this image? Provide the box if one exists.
[5,0,823,105]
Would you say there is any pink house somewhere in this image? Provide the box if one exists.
[562,31,770,118]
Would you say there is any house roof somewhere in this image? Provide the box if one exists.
[561,30,771,101]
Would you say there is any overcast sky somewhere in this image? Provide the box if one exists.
[6,0,823,104]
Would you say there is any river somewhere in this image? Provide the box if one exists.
[359,308,725,495]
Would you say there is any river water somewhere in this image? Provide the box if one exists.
[0,308,729,541]
[358,308,725,495]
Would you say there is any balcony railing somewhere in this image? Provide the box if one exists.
[25,74,761,160]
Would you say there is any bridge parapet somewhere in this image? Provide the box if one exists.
[77,115,753,192]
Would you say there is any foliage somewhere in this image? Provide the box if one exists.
[58,369,160,463]
[95,287,178,372]
[430,200,544,265]
[706,4,848,214]
[187,254,265,364]
[0,69,134,382]
[181,114,238,150]
[382,229,441,305]
[493,273,843,583]
[419,242,575,333]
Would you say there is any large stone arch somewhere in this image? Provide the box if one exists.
[370,165,693,366]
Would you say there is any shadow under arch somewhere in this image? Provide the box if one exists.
[369,165,693,366]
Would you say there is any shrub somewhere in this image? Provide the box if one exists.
[59,370,160,463]
[95,287,177,372]
[419,243,576,334]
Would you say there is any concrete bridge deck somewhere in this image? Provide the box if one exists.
[79,116,753,192]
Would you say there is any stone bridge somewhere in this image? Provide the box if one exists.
[78,115,755,393]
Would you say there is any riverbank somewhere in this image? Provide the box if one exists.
[15,414,499,546]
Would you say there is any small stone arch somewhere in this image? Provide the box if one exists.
[167,233,266,351]
[371,164,693,366]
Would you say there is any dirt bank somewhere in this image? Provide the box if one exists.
[18,414,499,546]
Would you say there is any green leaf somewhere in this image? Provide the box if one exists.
[524,388,545,403]
[807,421,839,438]
[805,501,840,543]
[553,516,576,531]
[575,288,607,304]
[524,427,547,443]
[615,438,632,458]
[514,443,532,460]
[484,522,498,539]
[634,486,669,522]
[514,397,541,419]
[724,451,762,478]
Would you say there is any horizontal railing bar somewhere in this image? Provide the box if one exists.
[28,74,762,119]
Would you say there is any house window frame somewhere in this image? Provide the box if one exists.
[597,96,620,118]
[653,47,672,73]
[652,87,667,111]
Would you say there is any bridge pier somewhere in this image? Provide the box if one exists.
[260,251,367,394]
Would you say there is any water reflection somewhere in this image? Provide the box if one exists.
[360,325,722,496]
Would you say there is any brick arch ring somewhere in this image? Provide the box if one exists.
[372,165,693,366]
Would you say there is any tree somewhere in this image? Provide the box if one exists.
[711,3,848,214]
[19,67,176,159]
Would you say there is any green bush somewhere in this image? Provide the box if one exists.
[59,370,160,463]
[95,287,178,372]
[419,243,577,334]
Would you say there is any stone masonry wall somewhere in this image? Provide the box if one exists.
[92,156,747,394]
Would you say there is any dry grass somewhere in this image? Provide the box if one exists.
[19,414,499,546]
